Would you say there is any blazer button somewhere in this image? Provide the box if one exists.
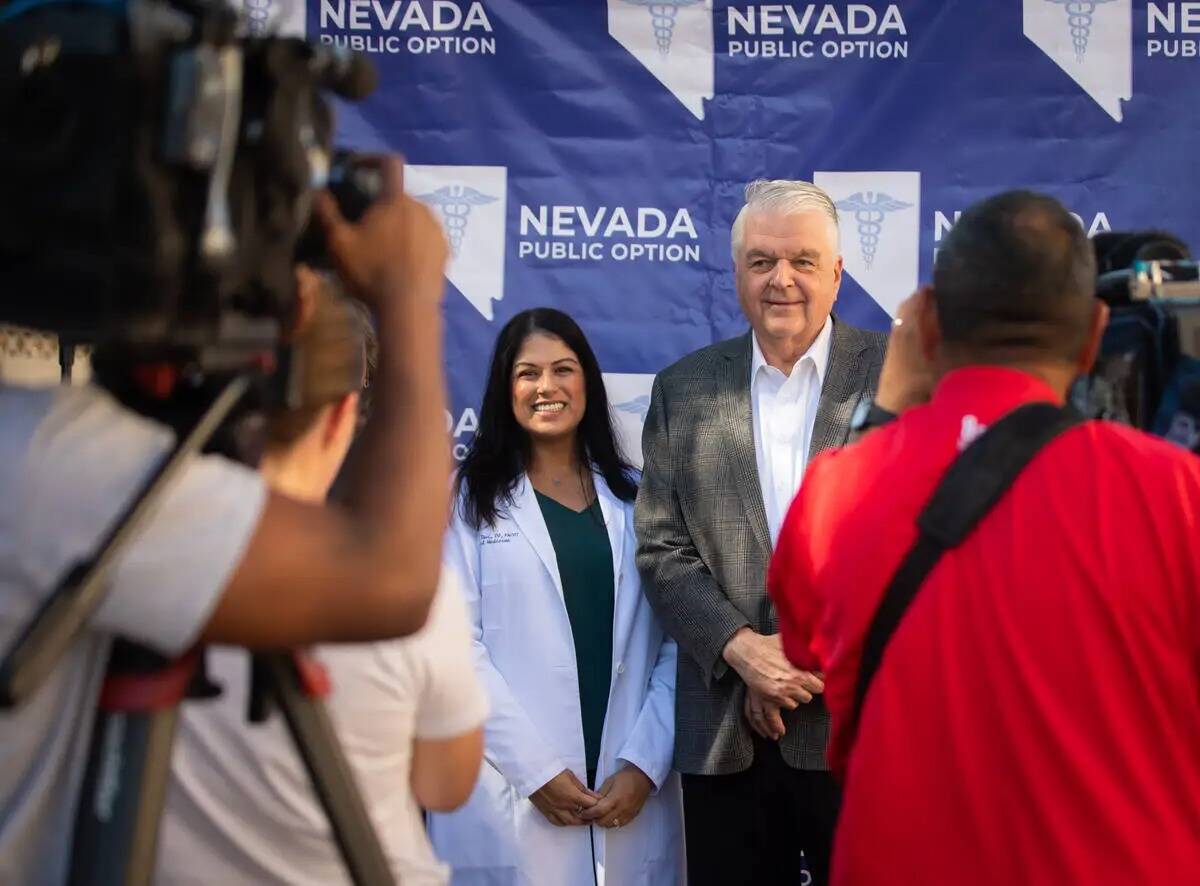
[616,662,626,676]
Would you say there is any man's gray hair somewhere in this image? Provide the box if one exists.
[730,179,840,263]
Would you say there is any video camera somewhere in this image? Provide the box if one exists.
[1076,230,1200,448]
[0,0,379,371]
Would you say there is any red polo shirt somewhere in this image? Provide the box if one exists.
[769,366,1200,885]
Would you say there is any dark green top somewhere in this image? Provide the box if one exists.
[535,491,614,782]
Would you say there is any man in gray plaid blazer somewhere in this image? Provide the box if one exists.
[635,180,886,886]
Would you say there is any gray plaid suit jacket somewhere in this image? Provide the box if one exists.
[634,318,886,775]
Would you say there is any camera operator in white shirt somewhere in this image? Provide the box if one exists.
[0,158,453,885]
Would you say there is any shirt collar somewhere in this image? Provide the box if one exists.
[751,317,834,384]
[931,365,1063,415]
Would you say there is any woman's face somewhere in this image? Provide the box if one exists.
[510,331,587,444]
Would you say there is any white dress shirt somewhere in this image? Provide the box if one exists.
[750,319,833,545]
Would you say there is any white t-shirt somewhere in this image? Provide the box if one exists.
[157,569,489,885]
[0,383,266,886]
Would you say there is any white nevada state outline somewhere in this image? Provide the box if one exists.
[406,165,508,321]
[1023,0,1131,123]
[235,0,306,37]
[607,0,714,120]
[604,372,656,470]
[814,171,921,320]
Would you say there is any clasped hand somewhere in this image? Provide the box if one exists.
[724,629,824,740]
[530,766,653,829]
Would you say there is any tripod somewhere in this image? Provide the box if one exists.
[0,371,396,885]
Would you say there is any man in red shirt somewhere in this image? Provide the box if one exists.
[769,191,1200,884]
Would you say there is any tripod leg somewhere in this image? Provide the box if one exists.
[257,651,395,886]
[69,646,197,886]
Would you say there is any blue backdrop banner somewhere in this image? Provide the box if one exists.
[245,0,1200,465]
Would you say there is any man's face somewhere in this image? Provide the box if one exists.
[735,210,842,352]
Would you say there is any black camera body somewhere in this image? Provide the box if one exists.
[0,0,377,366]
[1078,229,1200,440]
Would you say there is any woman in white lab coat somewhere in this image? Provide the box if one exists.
[428,308,684,886]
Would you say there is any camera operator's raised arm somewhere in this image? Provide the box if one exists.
[202,158,451,647]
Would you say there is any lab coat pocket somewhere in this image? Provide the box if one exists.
[479,578,507,634]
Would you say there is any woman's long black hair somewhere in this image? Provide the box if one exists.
[455,308,638,529]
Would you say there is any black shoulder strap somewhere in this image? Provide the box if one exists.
[850,402,1083,730]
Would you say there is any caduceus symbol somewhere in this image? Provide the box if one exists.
[1044,0,1119,61]
[241,0,273,37]
[620,0,706,57]
[834,192,913,271]
[415,185,498,257]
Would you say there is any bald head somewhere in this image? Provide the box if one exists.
[932,191,1097,365]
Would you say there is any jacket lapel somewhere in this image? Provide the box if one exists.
[808,318,872,461]
[594,474,631,667]
[719,334,772,556]
[593,474,625,591]
[508,474,565,603]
